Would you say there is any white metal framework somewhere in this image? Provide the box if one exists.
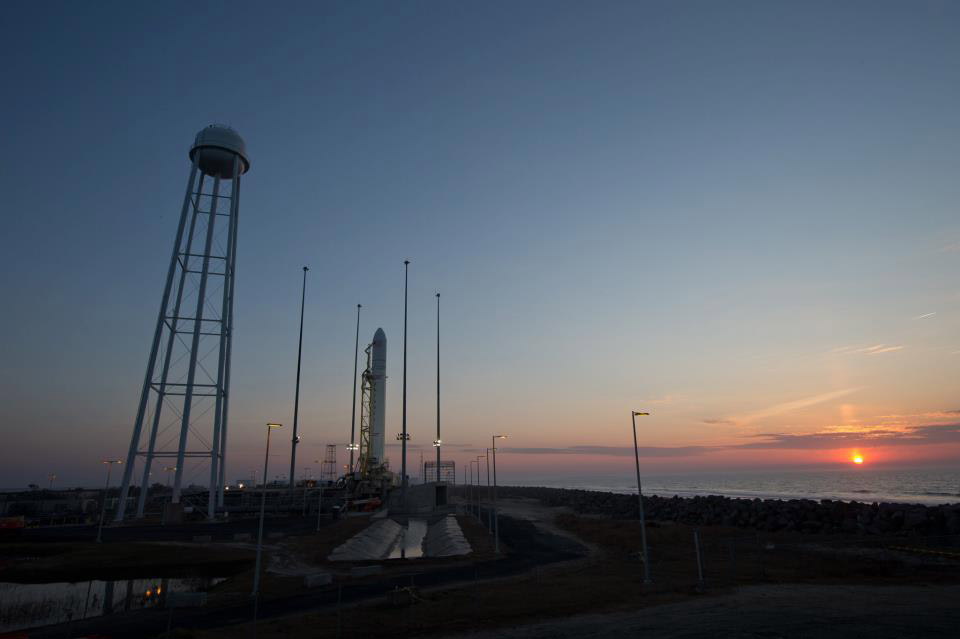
[115,126,248,521]
[320,444,337,482]
[356,343,374,477]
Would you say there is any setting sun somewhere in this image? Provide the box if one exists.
[852,454,864,465]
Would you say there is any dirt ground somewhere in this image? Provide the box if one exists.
[443,583,960,638]
[191,498,960,639]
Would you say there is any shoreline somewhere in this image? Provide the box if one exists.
[497,485,960,536]
[502,483,960,507]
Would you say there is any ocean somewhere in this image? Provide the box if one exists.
[505,467,960,506]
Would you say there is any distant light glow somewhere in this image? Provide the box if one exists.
[851,453,864,465]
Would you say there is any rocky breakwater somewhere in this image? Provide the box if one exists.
[497,486,960,536]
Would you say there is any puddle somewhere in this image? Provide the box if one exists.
[0,577,224,633]
[388,519,427,559]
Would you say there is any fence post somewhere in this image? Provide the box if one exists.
[756,533,765,578]
[693,529,705,591]
[728,539,737,585]
[336,584,342,639]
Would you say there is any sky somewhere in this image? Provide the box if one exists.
[2,1,960,489]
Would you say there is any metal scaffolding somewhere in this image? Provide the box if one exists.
[115,126,249,521]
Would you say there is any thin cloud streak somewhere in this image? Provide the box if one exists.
[827,344,904,355]
[738,423,960,450]
[865,345,904,355]
[496,424,960,457]
[731,387,863,425]
[499,445,714,458]
[913,312,936,320]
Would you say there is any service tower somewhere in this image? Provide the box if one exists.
[356,328,387,476]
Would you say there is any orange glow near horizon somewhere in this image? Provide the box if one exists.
[851,452,864,465]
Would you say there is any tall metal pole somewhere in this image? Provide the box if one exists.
[632,411,652,584]
[116,157,198,520]
[401,260,409,506]
[97,460,120,543]
[173,175,222,503]
[485,449,492,532]
[217,163,242,509]
[349,304,361,471]
[476,456,485,521]
[208,156,241,519]
[290,267,309,492]
[436,293,441,482]
[137,173,204,518]
[253,423,281,636]
[492,436,500,554]
[316,484,324,532]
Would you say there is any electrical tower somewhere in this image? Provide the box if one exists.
[115,125,250,521]
[321,445,337,482]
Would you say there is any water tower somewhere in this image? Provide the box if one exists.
[115,125,250,521]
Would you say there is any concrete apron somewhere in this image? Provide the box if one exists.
[329,514,471,561]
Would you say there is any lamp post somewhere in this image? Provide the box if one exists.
[435,292,441,482]
[316,481,324,532]
[485,449,492,532]
[492,434,507,554]
[96,459,122,543]
[631,410,652,584]
[346,443,359,474]
[468,460,474,516]
[349,304,361,471]
[401,260,409,508]
[476,455,486,523]
[164,466,177,489]
[253,422,282,636]
[432,438,442,485]
[289,267,308,493]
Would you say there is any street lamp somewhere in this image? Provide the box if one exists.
[401,260,410,508]
[164,466,177,489]
[253,422,282,636]
[96,459,122,543]
[349,303,361,472]
[476,455,487,523]
[346,443,359,476]
[468,459,475,517]
[485,449,493,532]
[435,292,441,484]
[492,435,507,554]
[631,410,652,584]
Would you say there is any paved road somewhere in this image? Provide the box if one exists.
[27,513,587,638]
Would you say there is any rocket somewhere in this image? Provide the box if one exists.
[369,328,387,465]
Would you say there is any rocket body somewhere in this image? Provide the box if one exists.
[369,328,387,465]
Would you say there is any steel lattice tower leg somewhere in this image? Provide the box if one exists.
[115,126,250,522]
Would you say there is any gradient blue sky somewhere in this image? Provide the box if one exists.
[2,1,960,488]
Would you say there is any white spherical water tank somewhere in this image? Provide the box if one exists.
[189,125,250,178]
